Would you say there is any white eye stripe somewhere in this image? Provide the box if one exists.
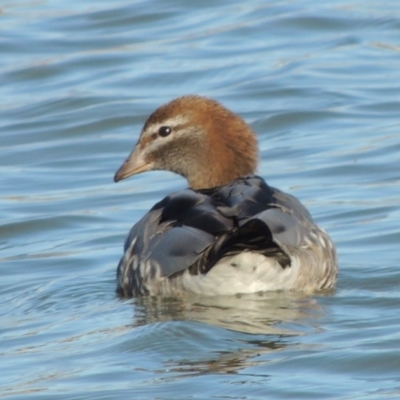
[161,115,190,127]
[144,115,190,135]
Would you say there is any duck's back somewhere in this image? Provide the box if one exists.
[116,175,337,296]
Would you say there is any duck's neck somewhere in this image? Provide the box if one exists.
[186,136,258,190]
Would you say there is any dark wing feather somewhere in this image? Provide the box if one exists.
[188,218,291,276]
[117,175,316,294]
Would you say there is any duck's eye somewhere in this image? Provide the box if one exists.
[158,126,172,137]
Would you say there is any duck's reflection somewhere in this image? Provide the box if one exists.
[133,292,323,335]
[128,292,327,375]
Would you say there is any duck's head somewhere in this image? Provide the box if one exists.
[114,95,258,189]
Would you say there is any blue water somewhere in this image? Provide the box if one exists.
[1,0,400,398]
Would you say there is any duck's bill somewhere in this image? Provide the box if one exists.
[114,146,153,182]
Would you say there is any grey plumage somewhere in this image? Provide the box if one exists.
[116,175,337,296]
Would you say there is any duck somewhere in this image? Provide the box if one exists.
[114,95,338,297]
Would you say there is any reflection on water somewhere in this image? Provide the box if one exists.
[165,340,283,376]
[128,292,327,375]
[133,292,325,335]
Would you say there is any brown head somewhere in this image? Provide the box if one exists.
[114,95,258,189]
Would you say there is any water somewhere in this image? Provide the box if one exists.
[1,0,400,398]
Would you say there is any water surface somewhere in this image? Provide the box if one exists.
[1,0,400,398]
